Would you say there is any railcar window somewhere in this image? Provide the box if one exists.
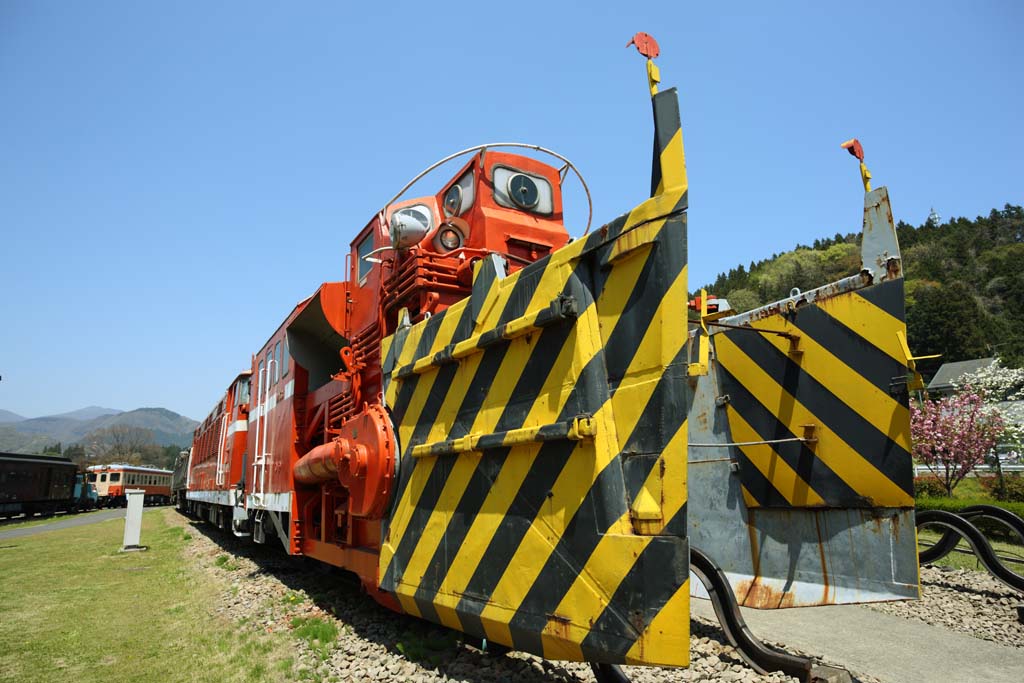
[100,473,107,482]
[357,234,373,282]
[237,378,250,404]
[274,341,281,384]
[258,361,264,395]
[282,339,290,377]
[266,349,273,385]
[88,473,97,482]
[110,473,121,482]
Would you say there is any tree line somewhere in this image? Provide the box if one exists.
[40,424,183,470]
[700,204,1024,374]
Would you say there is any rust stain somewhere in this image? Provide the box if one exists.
[545,612,572,641]
[735,578,796,609]
[812,512,831,605]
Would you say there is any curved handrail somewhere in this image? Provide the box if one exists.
[916,509,1024,592]
[690,546,819,681]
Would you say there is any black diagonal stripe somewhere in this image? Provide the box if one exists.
[716,363,863,507]
[854,278,905,322]
[722,329,914,498]
[507,454,631,656]
[452,346,610,637]
[650,88,681,196]
[784,303,909,400]
[389,311,450,424]
[382,277,589,599]
[602,215,686,388]
[434,219,687,644]
[383,304,475,551]
[580,504,689,663]
[504,341,691,653]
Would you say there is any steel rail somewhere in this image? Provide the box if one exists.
[916,509,1024,593]
[689,546,852,683]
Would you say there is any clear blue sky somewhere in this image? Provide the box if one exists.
[2,2,1021,421]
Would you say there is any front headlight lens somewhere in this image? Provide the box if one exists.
[438,227,462,250]
[389,205,433,249]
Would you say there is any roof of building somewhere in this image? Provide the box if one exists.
[927,357,996,391]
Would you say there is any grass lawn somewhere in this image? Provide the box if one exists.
[0,509,295,683]
[917,527,1024,572]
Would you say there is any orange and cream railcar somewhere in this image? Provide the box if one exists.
[86,464,172,507]
[184,372,252,529]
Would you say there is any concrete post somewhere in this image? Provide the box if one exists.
[122,489,146,551]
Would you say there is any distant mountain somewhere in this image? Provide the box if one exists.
[0,409,25,424]
[0,406,198,453]
[90,408,198,447]
[50,406,123,421]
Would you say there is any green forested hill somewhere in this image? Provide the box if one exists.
[701,204,1024,374]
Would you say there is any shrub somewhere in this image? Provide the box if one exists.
[914,476,948,498]
[915,496,1024,519]
[981,473,1024,503]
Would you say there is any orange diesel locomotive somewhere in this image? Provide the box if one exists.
[187,148,572,594]
[187,36,694,674]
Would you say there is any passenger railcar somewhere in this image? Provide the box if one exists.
[87,464,173,507]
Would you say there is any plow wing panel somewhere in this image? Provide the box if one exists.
[688,186,919,608]
[379,183,690,666]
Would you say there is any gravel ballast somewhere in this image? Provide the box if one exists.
[863,565,1023,648]
[173,510,891,682]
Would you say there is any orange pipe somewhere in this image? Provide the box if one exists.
[293,440,348,485]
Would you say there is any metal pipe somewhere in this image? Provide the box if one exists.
[293,440,346,485]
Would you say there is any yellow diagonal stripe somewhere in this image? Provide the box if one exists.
[725,406,825,507]
[751,315,911,451]
[816,288,907,365]
[716,334,913,507]
[542,417,689,659]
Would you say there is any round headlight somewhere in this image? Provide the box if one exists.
[389,205,433,249]
[508,173,540,209]
[443,184,463,217]
[438,227,462,251]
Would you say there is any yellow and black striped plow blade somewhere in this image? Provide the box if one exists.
[379,91,690,667]
[714,277,914,510]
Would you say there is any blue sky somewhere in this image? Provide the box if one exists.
[2,2,1021,421]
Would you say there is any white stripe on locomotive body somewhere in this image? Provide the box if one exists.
[246,492,291,513]
[226,420,248,437]
[187,489,242,506]
[284,379,294,399]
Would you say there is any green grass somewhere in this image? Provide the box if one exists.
[214,553,241,571]
[289,616,337,660]
[0,509,294,683]
[918,526,1024,572]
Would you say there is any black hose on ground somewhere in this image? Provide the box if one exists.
[916,509,1024,593]
[690,547,853,683]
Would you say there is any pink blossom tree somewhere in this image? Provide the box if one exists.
[911,387,1005,496]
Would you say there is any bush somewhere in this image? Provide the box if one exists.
[914,476,949,498]
[981,473,1024,503]
[915,496,1024,519]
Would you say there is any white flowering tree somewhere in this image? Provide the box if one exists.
[957,359,1024,450]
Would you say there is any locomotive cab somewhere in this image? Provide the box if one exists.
[351,151,571,333]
